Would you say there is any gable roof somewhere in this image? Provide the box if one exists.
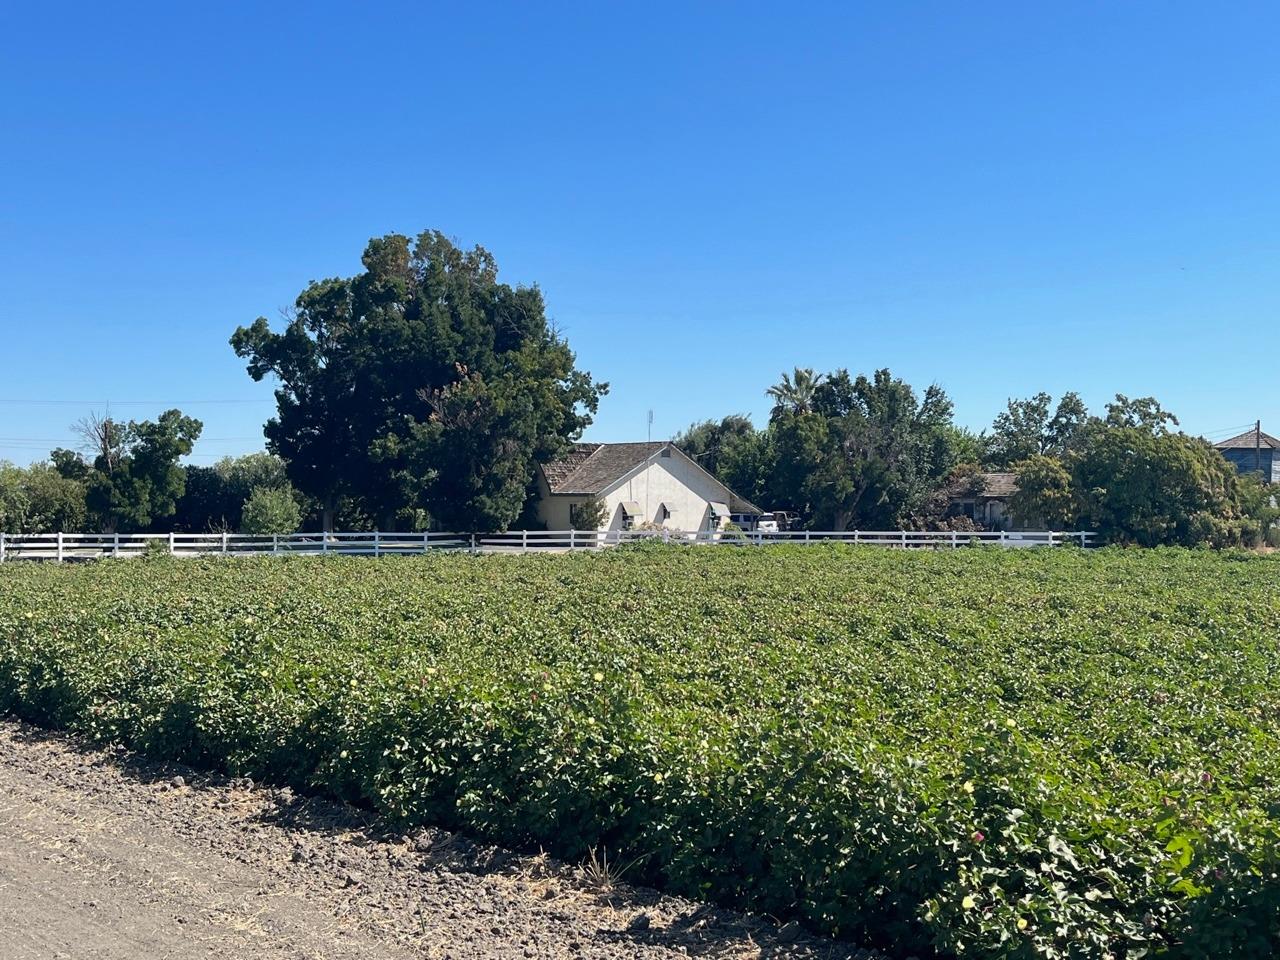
[979,472,1019,498]
[1215,430,1280,451]
[945,471,1018,501]
[540,441,764,514]
[539,443,602,488]
[545,442,668,495]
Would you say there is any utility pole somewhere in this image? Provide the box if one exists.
[1256,419,1263,475]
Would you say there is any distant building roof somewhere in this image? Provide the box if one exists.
[1215,430,1280,451]
[540,441,763,514]
[945,471,1018,501]
[979,472,1019,498]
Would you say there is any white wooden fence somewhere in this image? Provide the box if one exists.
[0,529,1095,562]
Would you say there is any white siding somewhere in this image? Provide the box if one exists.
[597,451,732,532]
[533,448,737,533]
[533,472,576,529]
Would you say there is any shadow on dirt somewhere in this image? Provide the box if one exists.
[7,721,876,960]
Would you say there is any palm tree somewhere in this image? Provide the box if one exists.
[766,367,823,418]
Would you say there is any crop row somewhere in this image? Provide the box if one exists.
[1,545,1278,957]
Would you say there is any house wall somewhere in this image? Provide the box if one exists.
[535,449,736,532]
[982,499,1012,531]
[532,472,576,529]
[539,498,575,529]
[600,452,731,532]
[982,499,1051,531]
[1219,447,1278,484]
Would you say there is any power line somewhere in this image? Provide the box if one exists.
[0,398,274,406]
[0,436,262,443]
[1200,422,1257,438]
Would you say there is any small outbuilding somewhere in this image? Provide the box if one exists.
[1214,429,1280,485]
[533,441,764,533]
[944,471,1021,530]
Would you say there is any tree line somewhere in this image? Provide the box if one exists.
[1,229,1274,546]
[677,380,1278,547]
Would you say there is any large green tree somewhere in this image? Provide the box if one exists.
[78,410,203,532]
[769,368,957,529]
[1,456,89,534]
[673,414,756,477]
[1006,395,1270,546]
[21,463,87,532]
[987,391,1088,467]
[172,453,291,532]
[766,367,823,418]
[1009,454,1075,529]
[1071,422,1255,546]
[0,463,29,532]
[675,414,776,510]
[232,231,605,531]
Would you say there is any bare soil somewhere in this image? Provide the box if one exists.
[0,721,880,960]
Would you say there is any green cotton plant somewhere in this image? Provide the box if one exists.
[1,546,1279,957]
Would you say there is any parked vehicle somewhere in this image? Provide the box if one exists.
[729,512,780,533]
[769,511,800,531]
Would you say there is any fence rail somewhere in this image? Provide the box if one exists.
[0,528,1095,562]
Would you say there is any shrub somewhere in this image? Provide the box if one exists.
[569,496,608,531]
[240,484,301,535]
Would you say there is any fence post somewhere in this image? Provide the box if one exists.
[901,530,907,549]
[470,533,477,556]
[57,531,64,563]
[951,530,958,548]
[113,532,119,557]
[0,532,5,564]
[222,531,229,554]
[999,530,1008,546]
[273,534,279,555]
[374,531,381,557]
[322,533,329,554]
[423,531,429,554]
[168,531,175,555]
[569,529,576,551]
[522,529,528,552]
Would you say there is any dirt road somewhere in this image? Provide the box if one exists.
[0,721,876,960]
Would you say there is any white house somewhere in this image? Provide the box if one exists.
[533,441,764,532]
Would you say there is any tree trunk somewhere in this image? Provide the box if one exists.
[322,494,335,533]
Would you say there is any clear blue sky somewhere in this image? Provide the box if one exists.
[2,2,1277,465]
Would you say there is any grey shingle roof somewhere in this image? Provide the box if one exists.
[540,443,601,489]
[540,442,765,514]
[944,471,1018,501]
[980,472,1019,498]
[547,442,669,494]
[1215,430,1280,451]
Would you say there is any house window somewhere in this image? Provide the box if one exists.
[707,502,730,531]
[619,501,642,531]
